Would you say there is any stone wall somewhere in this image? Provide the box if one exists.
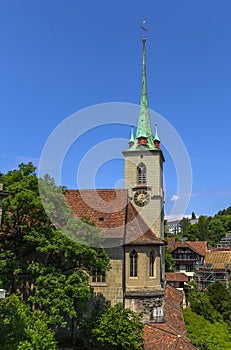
[90,246,124,305]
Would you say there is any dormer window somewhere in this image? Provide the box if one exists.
[137,163,147,184]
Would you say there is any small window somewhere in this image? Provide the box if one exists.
[130,250,138,277]
[92,272,106,283]
[149,250,155,277]
[137,163,147,184]
[186,265,193,272]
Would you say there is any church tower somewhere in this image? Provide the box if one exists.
[123,34,166,323]
[66,31,166,324]
[123,36,165,240]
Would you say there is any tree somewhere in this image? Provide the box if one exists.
[188,288,221,323]
[184,224,200,241]
[165,246,175,272]
[180,217,191,234]
[0,294,57,350]
[191,212,196,220]
[91,303,144,350]
[207,217,226,244]
[206,281,231,327]
[0,163,110,327]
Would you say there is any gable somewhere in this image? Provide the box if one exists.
[168,238,207,257]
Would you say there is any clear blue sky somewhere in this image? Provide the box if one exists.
[1,0,231,218]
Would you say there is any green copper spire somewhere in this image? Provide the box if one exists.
[154,123,160,142]
[135,37,154,149]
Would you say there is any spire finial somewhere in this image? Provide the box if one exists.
[140,20,148,41]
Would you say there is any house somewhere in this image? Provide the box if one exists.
[217,232,231,248]
[167,220,182,235]
[165,272,189,289]
[168,237,208,279]
[194,248,231,290]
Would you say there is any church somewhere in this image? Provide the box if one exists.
[65,34,197,349]
[66,35,165,323]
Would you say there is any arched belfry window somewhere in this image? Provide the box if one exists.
[149,250,155,277]
[130,250,138,277]
[137,163,147,184]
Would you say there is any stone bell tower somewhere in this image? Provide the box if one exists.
[123,33,166,323]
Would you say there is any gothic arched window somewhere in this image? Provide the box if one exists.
[137,163,147,184]
[130,250,138,277]
[149,250,155,277]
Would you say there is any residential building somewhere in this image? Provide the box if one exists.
[194,248,231,290]
[168,237,208,279]
[167,220,182,235]
[217,232,231,248]
[165,272,189,290]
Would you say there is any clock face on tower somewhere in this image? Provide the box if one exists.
[133,189,150,207]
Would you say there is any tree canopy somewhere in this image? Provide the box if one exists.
[91,303,144,350]
[184,281,231,349]
[0,294,57,350]
[0,163,110,327]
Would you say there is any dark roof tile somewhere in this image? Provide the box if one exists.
[168,237,207,257]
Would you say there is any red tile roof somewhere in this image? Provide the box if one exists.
[144,285,197,349]
[168,237,207,257]
[65,189,127,238]
[65,189,163,245]
[165,272,189,283]
[144,324,197,350]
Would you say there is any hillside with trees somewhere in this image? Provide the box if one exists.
[167,209,231,246]
[184,281,231,350]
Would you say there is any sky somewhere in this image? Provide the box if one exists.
[1,0,231,219]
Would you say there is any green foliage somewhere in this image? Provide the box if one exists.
[183,308,231,350]
[184,223,200,241]
[206,281,231,327]
[191,211,196,220]
[0,163,110,327]
[178,207,230,245]
[0,294,57,350]
[180,217,191,233]
[188,288,221,323]
[165,246,175,272]
[185,282,231,349]
[91,303,144,350]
